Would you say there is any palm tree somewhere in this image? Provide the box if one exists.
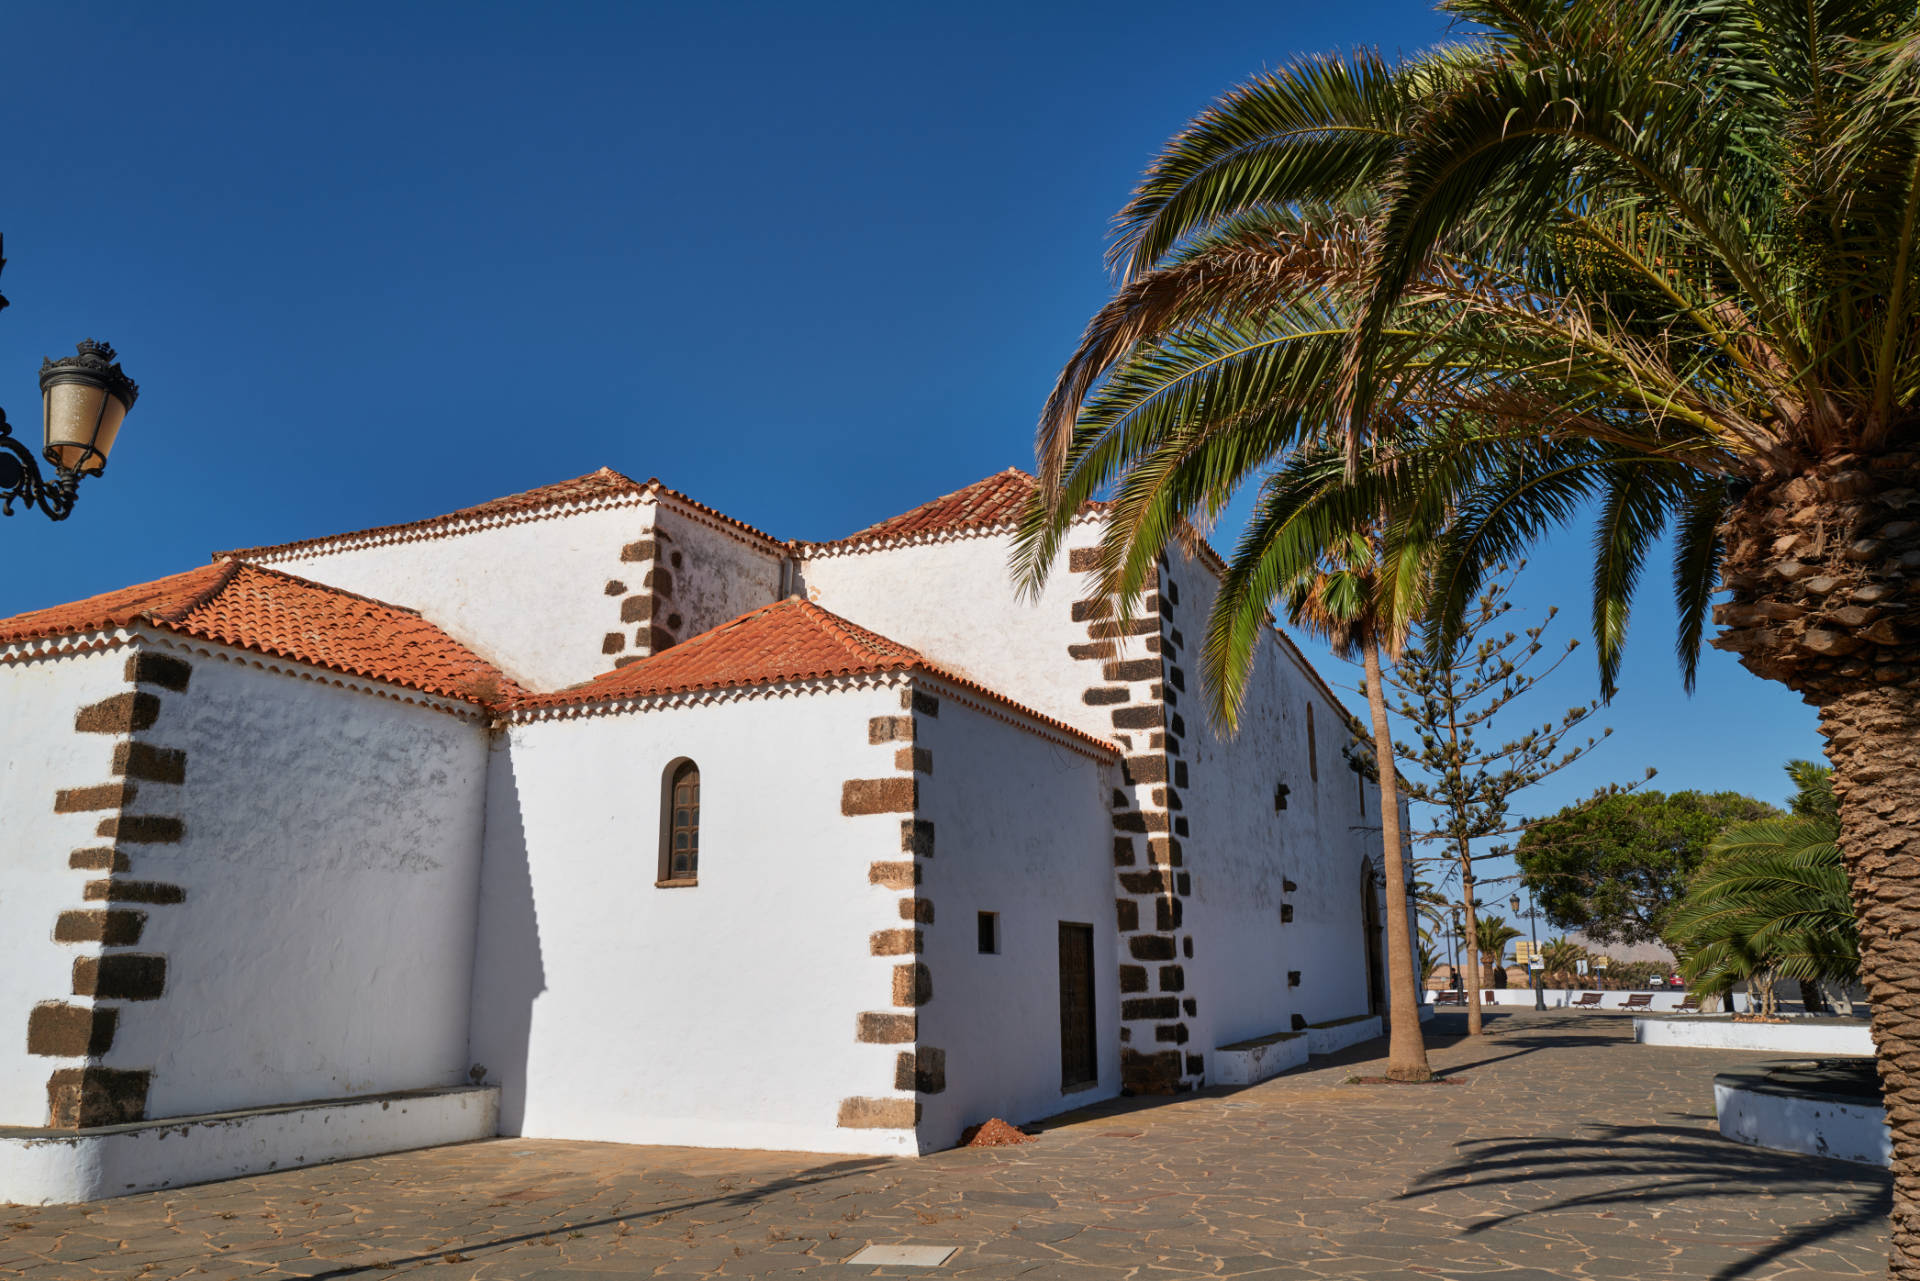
[1473,915,1523,987]
[1670,764,1857,1015]
[1538,936,1589,989]
[1019,4,1920,1263]
[1269,491,1434,1081]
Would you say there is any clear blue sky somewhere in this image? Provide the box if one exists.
[0,1,1821,892]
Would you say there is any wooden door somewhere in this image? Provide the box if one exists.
[1058,922,1097,1090]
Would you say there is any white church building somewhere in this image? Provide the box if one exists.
[0,466,1406,1202]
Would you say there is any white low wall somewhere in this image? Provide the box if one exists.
[1307,1015,1382,1056]
[1426,989,1700,1011]
[0,1086,498,1206]
[1635,1017,1875,1056]
[1715,1077,1889,1168]
[1211,1033,1308,1086]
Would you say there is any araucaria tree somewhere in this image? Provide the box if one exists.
[1368,573,1630,1034]
[1018,2,1920,1266]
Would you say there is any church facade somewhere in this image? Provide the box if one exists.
[0,466,1405,1197]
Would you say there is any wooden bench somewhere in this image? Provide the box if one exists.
[1572,991,1604,1009]
[1623,992,1656,1012]
[1675,993,1702,1013]
[1434,990,1468,1006]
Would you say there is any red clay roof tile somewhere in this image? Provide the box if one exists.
[814,468,1106,550]
[521,597,1116,754]
[0,561,519,705]
[219,467,784,561]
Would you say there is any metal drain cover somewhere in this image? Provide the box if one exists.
[845,1243,958,1267]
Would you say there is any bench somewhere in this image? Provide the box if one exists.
[1572,991,1604,1009]
[1623,993,1656,1012]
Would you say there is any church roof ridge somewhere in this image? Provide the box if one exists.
[217,467,785,562]
[0,560,521,707]
[518,596,1117,755]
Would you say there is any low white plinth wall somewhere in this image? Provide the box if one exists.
[0,1086,499,1206]
[1426,989,1701,1011]
[1307,1015,1383,1057]
[1715,1072,1888,1167]
[1635,1017,1874,1056]
[1211,1032,1309,1086]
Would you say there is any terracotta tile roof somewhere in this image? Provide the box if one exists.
[219,468,784,561]
[0,561,519,706]
[812,468,1108,551]
[520,597,1117,755]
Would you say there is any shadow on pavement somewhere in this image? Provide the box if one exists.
[1400,1121,1891,1281]
[300,1156,890,1279]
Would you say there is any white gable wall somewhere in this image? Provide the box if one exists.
[912,695,1119,1150]
[650,504,787,643]
[470,683,917,1157]
[0,648,131,1127]
[243,504,654,693]
[798,527,1134,742]
[109,649,490,1119]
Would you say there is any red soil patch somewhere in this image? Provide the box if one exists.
[960,1118,1036,1146]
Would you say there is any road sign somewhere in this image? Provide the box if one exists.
[1576,959,1589,975]
[1514,941,1534,964]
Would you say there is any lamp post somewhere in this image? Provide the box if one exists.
[1512,890,1545,1011]
[0,242,140,521]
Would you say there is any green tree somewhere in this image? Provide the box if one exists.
[1473,916,1523,987]
[1516,791,1778,949]
[1366,568,1633,1035]
[1020,3,1920,1262]
[1669,763,1857,1014]
[1538,936,1589,988]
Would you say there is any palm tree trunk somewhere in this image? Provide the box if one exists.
[1362,640,1432,1082]
[1714,454,1920,1275]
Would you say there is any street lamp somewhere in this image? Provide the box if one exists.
[1511,890,1545,1011]
[0,243,141,521]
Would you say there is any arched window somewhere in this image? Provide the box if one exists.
[659,759,700,885]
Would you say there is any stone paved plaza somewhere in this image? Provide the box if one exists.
[0,1011,1891,1279]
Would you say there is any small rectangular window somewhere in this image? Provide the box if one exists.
[977,911,1000,954]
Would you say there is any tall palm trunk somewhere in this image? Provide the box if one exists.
[1715,448,1920,1273]
[1363,640,1432,1082]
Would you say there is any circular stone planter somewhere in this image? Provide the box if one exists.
[1714,1059,1888,1168]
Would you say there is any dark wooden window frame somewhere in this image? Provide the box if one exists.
[657,757,701,887]
[1058,921,1098,1094]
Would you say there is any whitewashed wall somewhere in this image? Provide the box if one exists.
[913,694,1118,1150]
[799,527,1138,741]
[110,651,490,1118]
[0,648,129,1127]
[1160,547,1388,1050]
[245,504,652,692]
[653,507,786,641]
[470,684,913,1156]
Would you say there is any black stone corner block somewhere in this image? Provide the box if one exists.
[126,652,192,693]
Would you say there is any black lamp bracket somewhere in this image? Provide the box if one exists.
[0,410,79,521]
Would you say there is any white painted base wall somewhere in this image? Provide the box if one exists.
[0,1087,498,1206]
[1306,1016,1382,1057]
[1714,1079,1889,1168]
[1635,1017,1875,1056]
[1211,1034,1308,1086]
[1427,989,1699,1010]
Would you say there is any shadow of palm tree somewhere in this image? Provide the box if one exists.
[303,1156,891,1278]
[1399,1122,1889,1281]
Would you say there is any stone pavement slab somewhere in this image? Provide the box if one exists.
[0,1011,1891,1279]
